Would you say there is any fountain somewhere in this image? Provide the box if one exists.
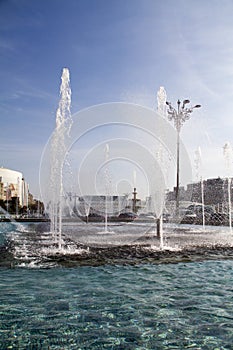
[41,99,185,246]
[102,143,113,233]
[145,87,167,247]
[223,142,232,232]
[84,200,91,223]
[157,86,167,117]
[41,69,233,265]
[48,68,72,248]
[1,67,233,271]
[194,147,205,229]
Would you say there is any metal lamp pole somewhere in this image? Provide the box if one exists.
[166,99,201,217]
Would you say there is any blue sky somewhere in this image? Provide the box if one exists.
[1,0,233,197]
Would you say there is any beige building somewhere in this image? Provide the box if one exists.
[0,167,29,206]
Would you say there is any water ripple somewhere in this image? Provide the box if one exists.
[0,261,233,349]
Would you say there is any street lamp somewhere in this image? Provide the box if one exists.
[166,99,201,217]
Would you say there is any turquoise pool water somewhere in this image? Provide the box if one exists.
[1,222,233,349]
[1,260,233,349]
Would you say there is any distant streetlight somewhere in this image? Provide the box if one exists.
[166,99,201,216]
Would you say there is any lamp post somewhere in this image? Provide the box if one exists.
[166,99,201,217]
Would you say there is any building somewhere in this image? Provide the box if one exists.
[166,177,232,212]
[0,167,29,207]
[76,195,129,216]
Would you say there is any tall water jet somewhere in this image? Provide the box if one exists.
[155,86,167,247]
[84,200,91,223]
[50,68,72,248]
[157,86,167,117]
[223,142,232,232]
[156,87,167,174]
[105,144,109,233]
[149,160,165,249]
[100,143,113,234]
[194,147,205,229]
